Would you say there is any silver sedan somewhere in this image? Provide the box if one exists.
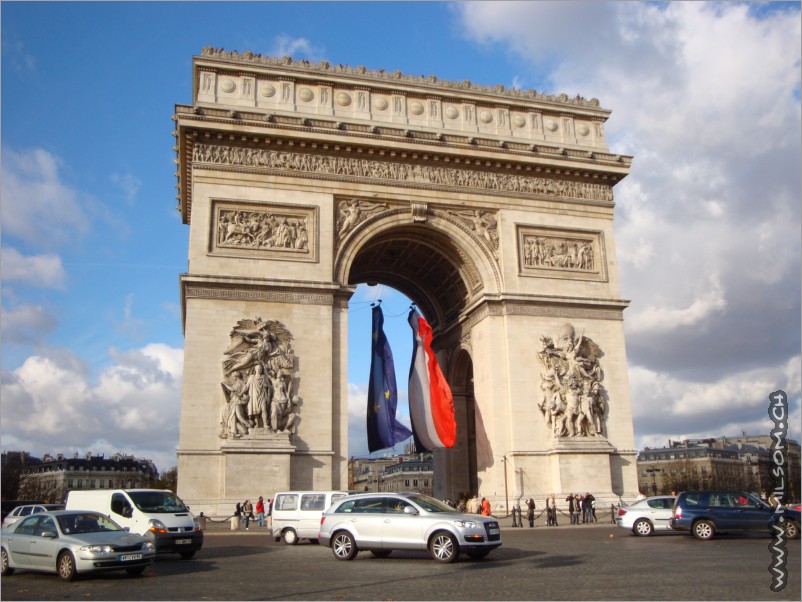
[1,510,156,580]
[616,496,677,536]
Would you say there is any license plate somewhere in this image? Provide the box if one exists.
[488,528,500,535]
[175,538,192,545]
[119,553,143,562]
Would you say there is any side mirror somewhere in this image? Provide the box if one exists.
[403,506,418,515]
[41,531,57,539]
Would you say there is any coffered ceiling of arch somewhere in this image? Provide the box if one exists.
[346,229,473,329]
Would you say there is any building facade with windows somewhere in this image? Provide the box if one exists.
[18,452,159,503]
[636,436,800,501]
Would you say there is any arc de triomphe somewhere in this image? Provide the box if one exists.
[174,48,638,515]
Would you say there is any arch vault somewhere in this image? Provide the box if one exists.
[174,47,638,514]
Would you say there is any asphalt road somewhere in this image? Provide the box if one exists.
[2,524,799,600]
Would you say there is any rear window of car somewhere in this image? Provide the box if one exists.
[647,498,670,509]
[682,492,705,507]
[352,498,385,513]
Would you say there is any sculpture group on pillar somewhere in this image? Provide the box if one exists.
[219,317,300,439]
[537,324,606,438]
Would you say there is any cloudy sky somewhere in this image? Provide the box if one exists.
[2,2,800,473]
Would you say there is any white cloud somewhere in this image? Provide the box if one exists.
[0,344,184,472]
[0,148,91,248]
[456,2,801,443]
[1,247,66,288]
[271,35,325,62]
[0,303,58,345]
[110,171,141,205]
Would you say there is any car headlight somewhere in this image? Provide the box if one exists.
[142,541,156,552]
[454,519,478,528]
[80,544,114,554]
[148,519,168,533]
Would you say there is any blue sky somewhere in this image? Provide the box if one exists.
[2,1,800,473]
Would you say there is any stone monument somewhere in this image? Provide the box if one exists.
[174,47,639,515]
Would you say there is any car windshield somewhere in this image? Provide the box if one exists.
[58,513,122,534]
[406,494,456,513]
[128,491,189,513]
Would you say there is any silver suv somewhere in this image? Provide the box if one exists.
[318,492,502,563]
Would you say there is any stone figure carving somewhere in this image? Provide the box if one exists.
[217,208,309,252]
[523,235,594,271]
[219,318,300,438]
[336,199,388,240]
[192,143,614,203]
[536,324,606,438]
[448,210,499,255]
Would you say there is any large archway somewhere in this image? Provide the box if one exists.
[174,48,638,516]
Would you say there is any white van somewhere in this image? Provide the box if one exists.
[66,489,203,558]
[271,491,350,544]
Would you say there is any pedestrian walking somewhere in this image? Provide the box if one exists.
[480,497,491,516]
[526,498,536,528]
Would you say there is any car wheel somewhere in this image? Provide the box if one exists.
[370,550,392,558]
[126,566,147,576]
[633,518,654,536]
[785,520,800,540]
[430,531,459,563]
[283,529,298,545]
[1,547,14,576]
[466,549,490,560]
[692,520,715,541]
[57,550,77,581]
[179,551,196,559]
[331,531,358,560]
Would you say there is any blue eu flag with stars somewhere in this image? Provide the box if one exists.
[367,306,413,453]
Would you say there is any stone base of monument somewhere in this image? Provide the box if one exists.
[217,430,296,506]
[546,437,616,495]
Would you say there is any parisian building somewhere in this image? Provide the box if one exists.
[636,435,800,500]
[16,452,159,503]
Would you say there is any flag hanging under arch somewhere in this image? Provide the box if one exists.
[407,308,457,451]
[366,305,413,453]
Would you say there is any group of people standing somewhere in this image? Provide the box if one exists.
[452,494,492,516]
[564,492,596,524]
[234,496,272,530]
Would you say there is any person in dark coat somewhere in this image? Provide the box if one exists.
[565,493,575,524]
[526,498,536,528]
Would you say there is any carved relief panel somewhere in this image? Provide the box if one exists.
[210,200,318,263]
[517,225,607,282]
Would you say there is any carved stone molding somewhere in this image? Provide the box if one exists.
[191,142,614,204]
[184,285,334,306]
[211,199,318,263]
[460,298,626,333]
[517,225,608,282]
[199,47,603,108]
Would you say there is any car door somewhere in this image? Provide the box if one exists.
[380,498,425,550]
[730,493,773,531]
[348,497,386,547]
[27,516,59,569]
[5,515,38,568]
[647,497,674,530]
[707,493,737,529]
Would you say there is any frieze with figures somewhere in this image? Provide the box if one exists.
[219,318,301,440]
[518,225,607,281]
[192,143,614,204]
[211,200,317,262]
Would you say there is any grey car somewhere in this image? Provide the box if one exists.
[1,510,156,580]
[616,496,676,536]
[318,492,502,563]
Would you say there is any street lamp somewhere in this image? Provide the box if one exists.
[645,468,658,495]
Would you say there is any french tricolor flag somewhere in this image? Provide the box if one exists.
[407,308,457,450]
